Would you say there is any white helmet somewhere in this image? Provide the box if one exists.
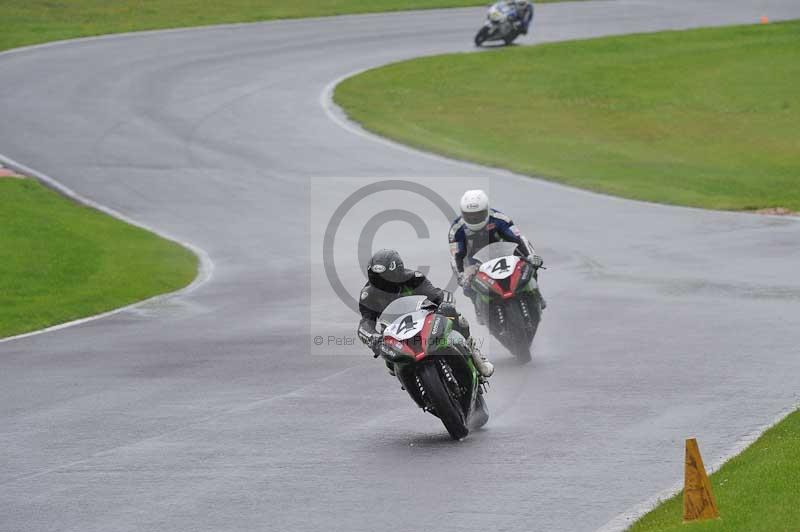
[460,189,490,231]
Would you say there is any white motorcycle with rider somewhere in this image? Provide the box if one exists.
[474,0,534,47]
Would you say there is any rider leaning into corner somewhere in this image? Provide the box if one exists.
[449,189,545,324]
[507,0,534,35]
[357,249,495,379]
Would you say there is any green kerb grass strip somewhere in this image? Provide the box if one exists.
[0,178,197,338]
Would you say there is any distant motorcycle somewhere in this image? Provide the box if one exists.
[376,295,489,440]
[474,2,531,46]
[468,242,544,363]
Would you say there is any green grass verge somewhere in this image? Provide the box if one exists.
[335,22,800,211]
[0,0,576,53]
[629,409,800,532]
[0,178,197,338]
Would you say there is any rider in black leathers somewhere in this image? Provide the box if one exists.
[357,249,494,378]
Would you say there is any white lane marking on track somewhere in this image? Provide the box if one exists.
[320,70,482,167]
[320,69,800,222]
[0,153,215,345]
[595,404,800,532]
[0,6,485,60]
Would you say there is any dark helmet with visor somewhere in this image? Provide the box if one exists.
[367,249,408,288]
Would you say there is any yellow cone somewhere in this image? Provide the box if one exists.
[683,438,720,522]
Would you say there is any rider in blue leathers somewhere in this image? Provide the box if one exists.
[507,0,534,35]
[448,190,544,323]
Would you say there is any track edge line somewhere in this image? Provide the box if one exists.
[321,67,800,224]
[594,404,800,532]
[0,153,215,345]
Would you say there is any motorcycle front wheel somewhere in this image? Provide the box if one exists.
[418,361,469,440]
[474,26,490,47]
[470,393,490,430]
[504,298,535,363]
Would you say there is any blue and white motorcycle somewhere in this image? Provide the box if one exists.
[474,1,533,47]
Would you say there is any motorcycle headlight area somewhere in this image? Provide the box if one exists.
[383,336,418,360]
[488,9,505,22]
[472,272,498,295]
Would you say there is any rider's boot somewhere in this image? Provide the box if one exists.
[468,337,494,378]
[384,359,396,377]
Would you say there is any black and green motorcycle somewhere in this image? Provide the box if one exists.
[376,296,489,440]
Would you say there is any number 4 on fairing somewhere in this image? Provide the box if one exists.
[491,258,510,274]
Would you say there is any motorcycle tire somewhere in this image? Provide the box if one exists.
[470,393,490,430]
[505,299,535,363]
[475,27,490,47]
[524,290,544,342]
[503,31,519,46]
[418,361,469,440]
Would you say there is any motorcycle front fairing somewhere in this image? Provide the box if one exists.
[391,338,478,415]
[471,242,537,301]
[487,2,515,23]
[483,2,516,36]
[379,298,479,415]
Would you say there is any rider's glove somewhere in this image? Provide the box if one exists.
[437,301,458,319]
[459,265,479,287]
[368,333,383,357]
[527,255,544,268]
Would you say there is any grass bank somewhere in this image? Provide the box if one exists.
[0,0,572,52]
[336,22,800,211]
[0,178,197,338]
[629,409,800,531]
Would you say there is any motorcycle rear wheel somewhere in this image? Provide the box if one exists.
[418,361,469,440]
[503,31,519,46]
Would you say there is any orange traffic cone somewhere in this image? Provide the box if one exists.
[683,438,720,522]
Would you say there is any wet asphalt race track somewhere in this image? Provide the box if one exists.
[2,1,800,531]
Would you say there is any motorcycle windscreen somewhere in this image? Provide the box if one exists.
[383,310,430,341]
[471,241,519,263]
[377,295,429,331]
